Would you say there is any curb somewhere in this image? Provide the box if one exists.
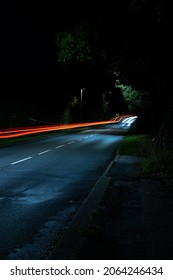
[47,155,118,260]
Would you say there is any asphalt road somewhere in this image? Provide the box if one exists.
[0,124,124,259]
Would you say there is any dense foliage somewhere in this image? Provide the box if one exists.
[54,0,173,142]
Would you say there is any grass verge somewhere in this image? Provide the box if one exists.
[118,134,173,186]
[118,134,154,157]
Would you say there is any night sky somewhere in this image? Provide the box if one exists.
[1,1,129,101]
[1,1,127,72]
[1,1,81,114]
[1,0,171,68]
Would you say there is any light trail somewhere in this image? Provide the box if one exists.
[0,114,136,139]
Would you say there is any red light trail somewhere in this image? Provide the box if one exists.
[0,114,134,139]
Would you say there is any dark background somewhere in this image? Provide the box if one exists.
[0,0,173,128]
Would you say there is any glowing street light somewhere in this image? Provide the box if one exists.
[80,88,85,122]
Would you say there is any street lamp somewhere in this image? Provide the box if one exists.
[80,88,85,122]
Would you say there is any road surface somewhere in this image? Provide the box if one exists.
[0,124,124,259]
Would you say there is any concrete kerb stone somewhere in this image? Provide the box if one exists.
[47,151,143,260]
[47,163,114,260]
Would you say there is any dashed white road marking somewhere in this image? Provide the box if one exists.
[11,157,33,165]
[5,133,97,168]
[56,144,64,149]
[38,149,51,155]
[67,141,74,145]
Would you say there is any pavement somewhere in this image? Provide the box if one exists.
[48,152,173,260]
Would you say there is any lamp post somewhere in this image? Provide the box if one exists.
[80,88,85,122]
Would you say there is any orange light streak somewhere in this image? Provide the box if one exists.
[0,114,135,139]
